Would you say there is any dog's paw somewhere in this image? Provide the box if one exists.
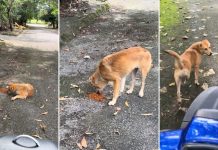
[177,97,182,103]
[108,100,116,106]
[11,97,16,101]
[126,89,133,94]
[195,80,200,86]
[138,91,144,97]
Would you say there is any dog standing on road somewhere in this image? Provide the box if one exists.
[165,39,212,102]
[89,46,152,105]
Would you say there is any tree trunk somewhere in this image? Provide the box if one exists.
[7,9,13,31]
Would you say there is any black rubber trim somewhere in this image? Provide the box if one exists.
[182,143,218,150]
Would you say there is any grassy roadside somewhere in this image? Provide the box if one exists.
[160,0,181,40]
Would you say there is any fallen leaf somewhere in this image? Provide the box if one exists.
[160,87,167,93]
[34,119,42,122]
[163,33,168,36]
[59,96,71,101]
[70,84,79,88]
[84,55,91,59]
[32,134,42,139]
[41,112,48,115]
[85,132,94,135]
[202,83,208,90]
[96,143,101,149]
[81,137,87,148]
[203,69,215,77]
[113,111,118,116]
[169,82,175,87]
[183,98,190,101]
[182,36,189,39]
[77,143,83,150]
[140,113,153,116]
[125,101,129,107]
[39,123,47,132]
[203,33,208,37]
[199,69,204,73]
[40,105,44,109]
[78,88,82,93]
[185,16,192,19]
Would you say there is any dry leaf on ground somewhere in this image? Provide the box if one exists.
[70,84,79,88]
[77,143,83,150]
[203,69,215,77]
[182,36,189,39]
[34,119,42,122]
[125,101,129,107]
[41,112,48,115]
[169,82,175,87]
[202,83,209,90]
[160,87,167,93]
[96,143,101,149]
[40,105,44,109]
[84,55,91,59]
[81,137,88,148]
[140,113,153,116]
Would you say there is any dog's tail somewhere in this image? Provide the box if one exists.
[0,87,8,94]
[164,50,184,69]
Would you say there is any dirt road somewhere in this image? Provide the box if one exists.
[60,0,158,149]
[0,24,58,142]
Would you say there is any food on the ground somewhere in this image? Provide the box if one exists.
[87,92,105,102]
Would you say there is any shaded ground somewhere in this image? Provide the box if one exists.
[60,0,158,150]
[0,25,58,142]
[160,0,218,130]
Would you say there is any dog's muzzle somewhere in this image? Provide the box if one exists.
[208,52,213,56]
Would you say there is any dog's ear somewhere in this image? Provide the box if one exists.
[199,43,202,48]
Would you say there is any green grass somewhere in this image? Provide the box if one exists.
[160,0,180,29]
[28,19,47,25]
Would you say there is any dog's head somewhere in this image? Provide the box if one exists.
[199,39,212,56]
[89,69,108,91]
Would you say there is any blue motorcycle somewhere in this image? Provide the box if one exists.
[160,86,218,150]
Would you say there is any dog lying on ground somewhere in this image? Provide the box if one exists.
[0,83,34,100]
[165,39,212,102]
[89,46,152,105]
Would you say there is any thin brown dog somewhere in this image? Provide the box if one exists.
[0,83,34,100]
[165,39,212,102]
[89,46,152,105]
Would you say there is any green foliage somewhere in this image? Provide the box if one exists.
[0,0,58,31]
[160,0,180,29]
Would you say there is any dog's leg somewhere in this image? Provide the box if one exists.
[127,69,137,94]
[108,79,120,106]
[175,76,182,103]
[11,94,27,101]
[194,65,200,85]
[120,76,126,93]
[139,68,148,97]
